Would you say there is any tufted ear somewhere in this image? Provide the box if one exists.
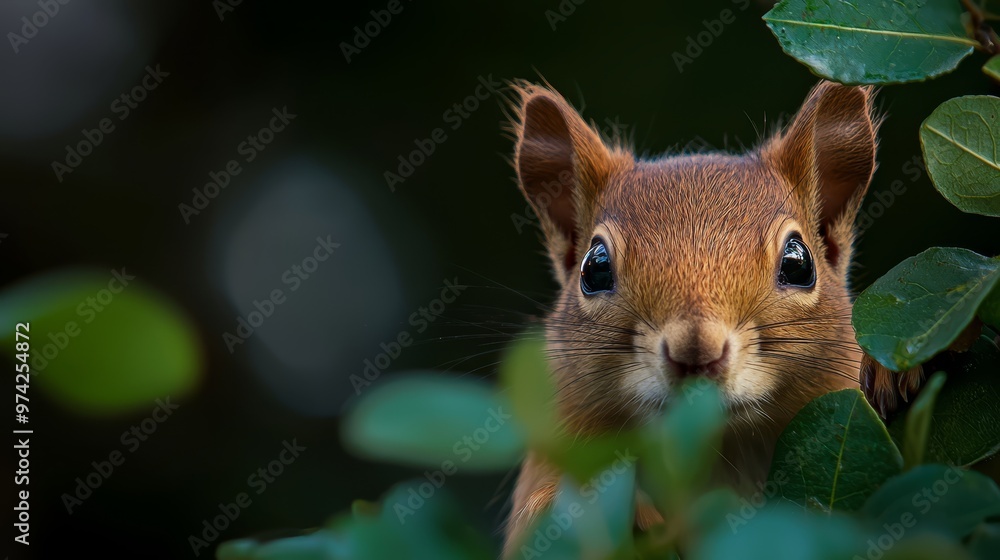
[764,81,879,276]
[512,83,625,282]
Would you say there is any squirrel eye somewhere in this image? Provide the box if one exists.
[581,239,614,295]
[778,235,815,288]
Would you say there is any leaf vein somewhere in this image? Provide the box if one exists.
[924,124,1000,173]
[763,18,978,47]
[828,393,859,509]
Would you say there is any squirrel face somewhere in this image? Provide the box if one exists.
[511,81,878,435]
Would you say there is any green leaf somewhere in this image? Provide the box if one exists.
[902,371,946,469]
[920,96,1000,216]
[499,334,558,447]
[342,375,523,472]
[882,534,974,560]
[217,530,348,560]
[763,0,975,85]
[0,269,200,414]
[984,55,1000,84]
[693,505,866,560]
[861,465,1000,541]
[219,481,495,560]
[769,389,902,511]
[683,488,743,547]
[345,480,494,560]
[853,248,1000,371]
[549,433,643,485]
[888,336,1000,466]
[513,458,637,560]
[640,378,727,513]
[968,523,1000,560]
[499,334,639,481]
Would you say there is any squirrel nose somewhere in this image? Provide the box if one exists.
[660,320,731,378]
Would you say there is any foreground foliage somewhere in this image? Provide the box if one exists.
[219,335,1000,560]
[221,1,1000,557]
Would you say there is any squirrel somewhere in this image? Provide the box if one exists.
[502,80,888,555]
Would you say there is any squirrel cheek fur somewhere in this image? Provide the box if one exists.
[503,80,881,556]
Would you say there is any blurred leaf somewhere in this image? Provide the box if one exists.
[499,334,638,481]
[769,389,902,511]
[640,378,727,513]
[549,433,642,484]
[339,480,494,560]
[633,527,679,560]
[888,336,1000,466]
[683,488,742,547]
[219,480,493,560]
[882,534,973,560]
[968,523,1000,560]
[512,458,637,560]
[920,96,1000,216]
[217,530,348,560]
[763,0,974,84]
[861,465,1000,541]
[499,334,558,446]
[853,248,1000,371]
[0,269,200,414]
[902,371,947,469]
[342,374,523,471]
[693,505,865,560]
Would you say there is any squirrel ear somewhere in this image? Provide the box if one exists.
[513,83,619,276]
[765,81,879,270]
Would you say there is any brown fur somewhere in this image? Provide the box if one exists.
[503,81,880,557]
[860,354,925,418]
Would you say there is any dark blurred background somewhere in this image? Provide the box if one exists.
[1,0,998,558]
